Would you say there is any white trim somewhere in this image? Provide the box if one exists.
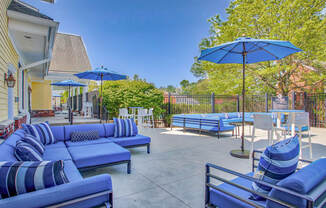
[7,10,59,27]
[20,58,51,71]
[14,0,39,12]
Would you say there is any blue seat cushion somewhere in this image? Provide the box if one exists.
[65,138,112,147]
[43,146,72,161]
[109,135,150,147]
[267,158,326,208]
[63,160,83,182]
[44,141,66,149]
[210,173,266,208]
[67,143,131,168]
[64,124,106,141]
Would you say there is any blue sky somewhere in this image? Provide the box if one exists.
[24,0,230,87]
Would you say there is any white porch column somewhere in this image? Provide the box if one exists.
[7,64,16,121]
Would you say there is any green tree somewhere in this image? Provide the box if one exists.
[192,0,326,95]
[102,80,164,119]
[166,85,176,93]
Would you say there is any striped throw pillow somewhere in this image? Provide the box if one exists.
[22,122,55,145]
[21,134,45,155]
[0,160,68,198]
[251,135,300,200]
[70,130,99,142]
[15,140,43,161]
[114,118,138,137]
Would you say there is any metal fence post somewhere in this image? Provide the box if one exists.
[304,92,307,111]
[292,91,295,110]
[168,92,171,115]
[211,93,215,113]
[236,94,240,112]
[265,93,268,112]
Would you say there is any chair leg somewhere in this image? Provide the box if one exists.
[147,143,150,154]
[108,192,113,208]
[299,131,303,159]
[308,129,312,159]
[127,160,131,174]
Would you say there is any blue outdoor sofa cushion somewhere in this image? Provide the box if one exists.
[2,129,24,147]
[65,138,112,147]
[43,145,73,161]
[109,135,151,147]
[50,126,65,141]
[267,158,326,208]
[209,172,266,208]
[67,142,131,168]
[64,160,83,182]
[44,141,66,149]
[0,144,17,161]
[104,123,115,137]
[0,174,112,208]
[64,124,106,141]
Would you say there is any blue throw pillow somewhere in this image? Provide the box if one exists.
[21,134,45,155]
[15,140,43,161]
[251,135,300,200]
[70,130,99,142]
[113,118,138,137]
[22,122,55,145]
[0,160,68,198]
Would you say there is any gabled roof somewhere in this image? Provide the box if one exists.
[49,33,92,74]
[8,0,53,20]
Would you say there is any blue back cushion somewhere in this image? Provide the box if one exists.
[22,122,55,145]
[251,135,299,200]
[21,134,45,154]
[0,160,68,198]
[50,126,65,141]
[64,124,106,140]
[70,130,99,142]
[113,118,138,138]
[15,140,43,161]
[2,130,24,148]
[0,144,18,161]
[104,123,115,137]
[267,158,326,208]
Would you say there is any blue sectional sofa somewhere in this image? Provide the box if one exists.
[205,151,326,208]
[171,112,284,137]
[0,123,151,208]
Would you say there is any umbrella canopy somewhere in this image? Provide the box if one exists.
[51,80,86,124]
[74,66,127,122]
[74,66,127,81]
[198,37,302,64]
[198,37,302,158]
[51,79,86,87]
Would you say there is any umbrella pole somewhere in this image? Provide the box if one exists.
[68,86,72,125]
[230,45,249,159]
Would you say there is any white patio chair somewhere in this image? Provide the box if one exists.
[119,108,133,119]
[142,108,154,128]
[250,114,283,158]
[286,112,312,159]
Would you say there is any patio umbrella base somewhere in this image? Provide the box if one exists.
[230,149,250,159]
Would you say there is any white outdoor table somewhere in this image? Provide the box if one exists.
[269,109,305,136]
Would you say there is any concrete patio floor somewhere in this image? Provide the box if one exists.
[81,127,326,208]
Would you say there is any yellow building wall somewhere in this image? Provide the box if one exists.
[0,0,19,121]
[31,80,52,110]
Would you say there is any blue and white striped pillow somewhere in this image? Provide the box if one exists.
[113,118,138,138]
[0,160,68,198]
[251,135,299,200]
[15,140,43,161]
[21,134,45,154]
[22,122,55,145]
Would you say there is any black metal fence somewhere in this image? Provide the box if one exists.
[163,92,326,128]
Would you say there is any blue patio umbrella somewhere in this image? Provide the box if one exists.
[74,66,127,121]
[198,37,302,158]
[51,80,86,124]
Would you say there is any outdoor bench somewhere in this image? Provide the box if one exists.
[205,150,326,208]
